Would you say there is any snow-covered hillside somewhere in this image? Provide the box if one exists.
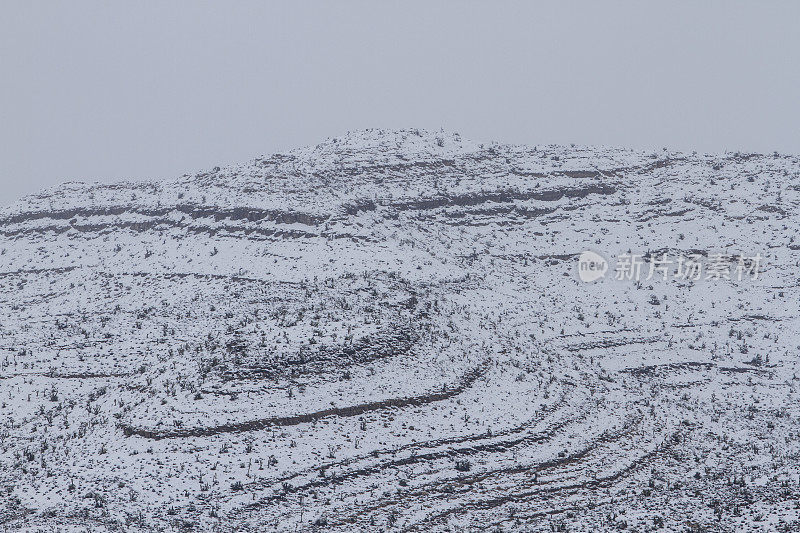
[1,129,799,531]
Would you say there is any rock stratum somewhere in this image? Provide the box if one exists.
[1,129,799,531]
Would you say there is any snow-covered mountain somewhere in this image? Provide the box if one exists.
[1,129,799,531]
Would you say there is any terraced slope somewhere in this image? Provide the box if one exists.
[1,129,799,531]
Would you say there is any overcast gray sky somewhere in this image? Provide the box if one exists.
[2,1,799,201]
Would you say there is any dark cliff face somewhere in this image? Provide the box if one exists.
[0,131,798,531]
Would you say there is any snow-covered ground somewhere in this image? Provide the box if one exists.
[1,129,798,531]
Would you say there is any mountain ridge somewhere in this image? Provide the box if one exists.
[0,130,798,531]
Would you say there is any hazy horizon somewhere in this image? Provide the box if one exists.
[2,1,799,201]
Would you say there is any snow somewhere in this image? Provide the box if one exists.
[0,130,798,530]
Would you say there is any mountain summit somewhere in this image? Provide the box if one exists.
[0,132,798,531]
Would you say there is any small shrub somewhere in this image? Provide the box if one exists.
[455,459,472,472]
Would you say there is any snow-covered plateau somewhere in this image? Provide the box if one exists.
[1,129,799,531]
